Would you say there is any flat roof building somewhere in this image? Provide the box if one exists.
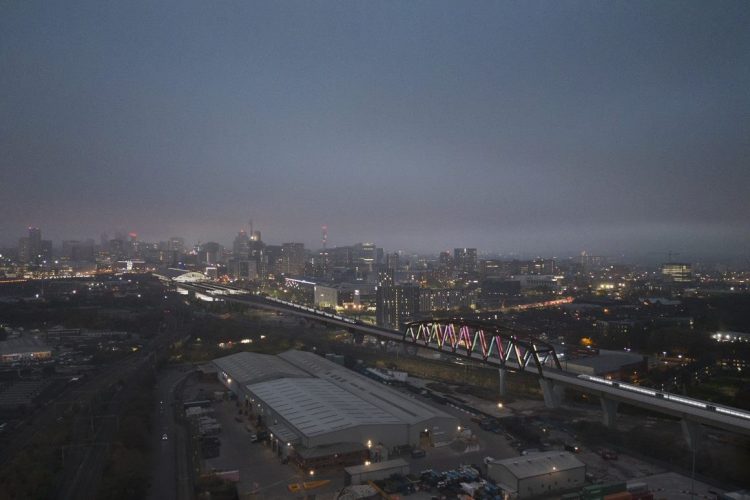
[212,349,458,462]
[487,451,586,499]
[0,336,53,365]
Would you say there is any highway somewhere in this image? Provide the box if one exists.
[181,284,750,437]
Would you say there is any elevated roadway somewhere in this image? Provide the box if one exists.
[179,284,750,442]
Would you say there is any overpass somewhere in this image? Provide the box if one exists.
[178,283,750,445]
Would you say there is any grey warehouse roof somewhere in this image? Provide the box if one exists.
[490,451,585,479]
[248,377,401,438]
[279,350,455,424]
[213,351,309,386]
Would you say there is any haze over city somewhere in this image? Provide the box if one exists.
[2,1,749,257]
[4,2,750,499]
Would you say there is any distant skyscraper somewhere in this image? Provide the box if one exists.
[200,242,223,265]
[661,262,693,283]
[168,237,185,254]
[233,230,251,259]
[353,242,376,269]
[18,227,49,264]
[281,242,305,275]
[454,248,477,274]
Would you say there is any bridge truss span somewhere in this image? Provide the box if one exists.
[403,319,562,377]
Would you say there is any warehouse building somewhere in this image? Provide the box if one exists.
[213,350,459,467]
[487,451,586,498]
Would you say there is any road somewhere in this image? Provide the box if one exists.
[148,367,195,500]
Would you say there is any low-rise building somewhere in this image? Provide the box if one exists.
[487,451,585,498]
[212,350,458,465]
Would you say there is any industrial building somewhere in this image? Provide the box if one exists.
[0,336,53,365]
[213,350,458,467]
[487,451,586,498]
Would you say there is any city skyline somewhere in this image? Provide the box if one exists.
[2,1,749,255]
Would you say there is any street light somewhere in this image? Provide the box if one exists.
[497,402,503,409]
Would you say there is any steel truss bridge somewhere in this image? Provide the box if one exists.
[404,319,561,376]
[176,283,750,440]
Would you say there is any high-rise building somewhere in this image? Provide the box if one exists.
[200,242,223,265]
[62,240,95,262]
[661,263,693,284]
[454,248,478,274]
[233,230,251,259]
[168,237,185,254]
[281,243,305,275]
[376,282,420,330]
[18,227,49,263]
[353,242,377,269]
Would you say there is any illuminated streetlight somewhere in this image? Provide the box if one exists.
[497,402,503,409]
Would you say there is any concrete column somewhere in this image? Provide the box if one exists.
[600,397,619,428]
[539,378,564,408]
[498,368,507,398]
[681,419,703,451]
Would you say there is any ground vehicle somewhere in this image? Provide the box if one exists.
[162,433,168,440]
[483,456,495,465]
[564,443,581,453]
[411,448,426,458]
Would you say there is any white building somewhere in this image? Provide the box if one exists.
[487,451,585,498]
[314,284,339,308]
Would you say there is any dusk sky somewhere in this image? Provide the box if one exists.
[2,1,749,257]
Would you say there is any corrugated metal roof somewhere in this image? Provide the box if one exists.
[490,451,585,479]
[212,351,309,385]
[278,350,455,424]
[248,378,401,438]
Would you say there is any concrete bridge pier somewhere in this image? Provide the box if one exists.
[539,378,564,408]
[600,396,619,428]
[498,368,507,398]
[681,419,703,451]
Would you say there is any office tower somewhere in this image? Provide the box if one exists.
[200,242,223,265]
[168,237,185,254]
[386,252,400,271]
[353,242,376,269]
[233,230,251,259]
[661,262,693,283]
[18,227,46,263]
[281,243,305,275]
[454,248,478,274]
